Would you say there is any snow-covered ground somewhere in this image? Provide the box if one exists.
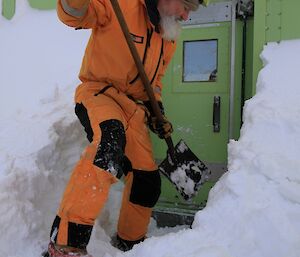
[1,1,300,257]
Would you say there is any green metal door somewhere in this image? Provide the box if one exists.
[161,24,231,164]
[152,20,239,223]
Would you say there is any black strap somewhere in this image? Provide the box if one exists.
[94,84,113,96]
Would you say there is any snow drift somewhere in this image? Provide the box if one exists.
[1,2,300,257]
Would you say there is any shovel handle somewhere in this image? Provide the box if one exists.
[110,0,175,152]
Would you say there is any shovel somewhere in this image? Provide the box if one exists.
[110,0,211,200]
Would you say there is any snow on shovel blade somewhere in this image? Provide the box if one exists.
[158,139,211,200]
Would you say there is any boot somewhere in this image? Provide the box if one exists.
[47,242,93,257]
[41,250,50,257]
[111,234,145,252]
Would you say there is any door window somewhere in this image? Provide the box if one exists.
[183,40,218,82]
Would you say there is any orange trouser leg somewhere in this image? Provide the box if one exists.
[117,173,153,241]
[56,158,115,246]
[52,90,128,248]
[117,104,161,241]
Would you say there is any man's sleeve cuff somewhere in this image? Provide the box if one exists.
[61,0,89,18]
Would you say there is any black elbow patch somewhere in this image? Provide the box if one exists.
[130,170,161,208]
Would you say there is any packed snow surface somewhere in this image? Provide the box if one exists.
[1,2,300,257]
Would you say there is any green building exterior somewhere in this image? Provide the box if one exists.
[3,0,300,224]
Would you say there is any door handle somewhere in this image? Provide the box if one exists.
[213,96,221,133]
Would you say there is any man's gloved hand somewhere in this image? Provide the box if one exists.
[149,116,173,139]
[143,101,173,139]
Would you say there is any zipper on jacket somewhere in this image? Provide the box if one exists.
[150,39,164,84]
[129,28,153,85]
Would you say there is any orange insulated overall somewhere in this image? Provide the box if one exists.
[49,0,176,250]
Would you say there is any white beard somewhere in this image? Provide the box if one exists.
[160,15,182,41]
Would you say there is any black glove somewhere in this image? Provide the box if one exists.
[143,101,173,139]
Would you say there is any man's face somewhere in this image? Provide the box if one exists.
[157,0,191,41]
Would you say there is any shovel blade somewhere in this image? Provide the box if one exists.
[159,139,211,200]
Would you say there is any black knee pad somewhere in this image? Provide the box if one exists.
[93,119,131,178]
[129,170,161,208]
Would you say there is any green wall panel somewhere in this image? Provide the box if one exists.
[244,19,254,101]
[28,0,56,10]
[2,0,15,20]
[2,0,56,19]
[251,0,266,97]
[265,0,300,42]
[281,0,300,40]
[266,0,282,42]
[250,0,300,99]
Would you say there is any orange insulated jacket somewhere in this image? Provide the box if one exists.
[57,0,177,101]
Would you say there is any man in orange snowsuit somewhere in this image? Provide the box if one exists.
[46,0,202,256]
